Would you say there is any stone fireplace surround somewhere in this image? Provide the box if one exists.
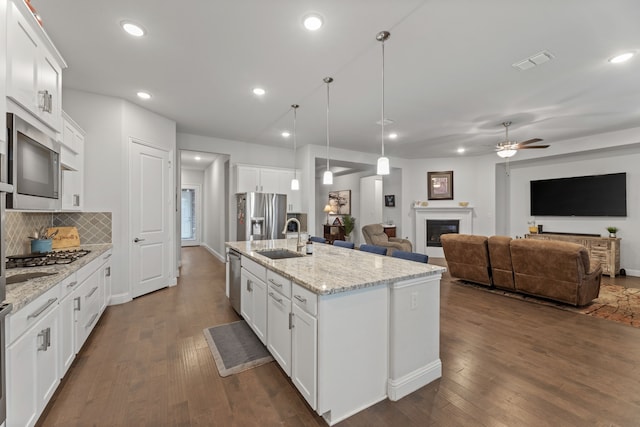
[414,206,473,257]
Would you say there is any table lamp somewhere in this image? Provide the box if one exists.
[323,204,333,224]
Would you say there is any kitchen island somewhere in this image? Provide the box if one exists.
[226,239,445,425]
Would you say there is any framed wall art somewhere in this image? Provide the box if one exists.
[328,190,351,215]
[384,195,395,207]
[427,171,454,200]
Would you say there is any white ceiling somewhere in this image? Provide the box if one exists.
[32,0,640,159]
[180,150,219,171]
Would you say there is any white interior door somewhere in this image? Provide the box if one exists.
[359,176,383,244]
[181,184,201,246]
[130,141,172,298]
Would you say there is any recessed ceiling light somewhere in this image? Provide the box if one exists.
[195,156,201,161]
[253,87,266,96]
[457,148,465,154]
[121,21,145,37]
[303,14,323,31]
[282,131,291,138]
[388,133,398,139]
[137,91,151,100]
[609,52,635,64]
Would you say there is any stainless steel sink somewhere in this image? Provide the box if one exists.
[256,249,305,260]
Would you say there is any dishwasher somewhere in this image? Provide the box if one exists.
[228,249,242,314]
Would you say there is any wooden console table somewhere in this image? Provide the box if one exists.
[324,224,345,244]
[382,225,396,238]
[525,233,620,277]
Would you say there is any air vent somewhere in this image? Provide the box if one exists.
[512,50,554,71]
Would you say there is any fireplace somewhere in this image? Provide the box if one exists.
[413,206,473,257]
[427,220,459,247]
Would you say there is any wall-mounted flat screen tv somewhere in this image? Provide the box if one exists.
[530,172,626,216]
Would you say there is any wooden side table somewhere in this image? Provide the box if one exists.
[383,225,396,238]
[324,224,345,244]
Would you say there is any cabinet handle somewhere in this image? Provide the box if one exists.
[47,92,53,113]
[85,312,99,329]
[46,327,51,349]
[86,286,99,299]
[268,279,283,288]
[105,267,111,277]
[269,292,283,304]
[28,298,58,320]
[74,296,81,311]
[294,295,307,304]
[67,281,78,288]
[74,194,80,206]
[37,329,48,351]
[103,253,112,260]
[289,312,294,329]
[247,279,252,292]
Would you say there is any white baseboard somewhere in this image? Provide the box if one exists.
[109,292,133,305]
[622,269,640,277]
[203,243,225,263]
[387,359,442,401]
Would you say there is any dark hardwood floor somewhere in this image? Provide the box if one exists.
[38,248,640,426]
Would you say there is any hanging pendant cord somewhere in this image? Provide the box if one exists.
[381,37,385,158]
[324,78,333,170]
[292,104,298,180]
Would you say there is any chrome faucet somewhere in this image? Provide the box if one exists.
[282,218,304,253]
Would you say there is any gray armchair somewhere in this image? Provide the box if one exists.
[361,224,412,255]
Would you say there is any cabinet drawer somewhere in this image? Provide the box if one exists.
[59,273,79,300]
[267,270,291,298]
[242,256,266,281]
[8,284,60,345]
[292,283,318,316]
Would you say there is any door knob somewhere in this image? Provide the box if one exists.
[134,238,146,243]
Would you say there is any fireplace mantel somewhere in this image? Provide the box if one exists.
[414,206,474,257]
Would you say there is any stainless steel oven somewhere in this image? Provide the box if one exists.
[6,112,61,210]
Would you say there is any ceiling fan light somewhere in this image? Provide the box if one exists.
[497,149,517,158]
[290,178,300,191]
[323,170,333,185]
[377,156,390,175]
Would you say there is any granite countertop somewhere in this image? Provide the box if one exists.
[5,244,113,313]
[226,239,445,296]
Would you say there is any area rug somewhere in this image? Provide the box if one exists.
[453,281,640,328]
[203,320,273,377]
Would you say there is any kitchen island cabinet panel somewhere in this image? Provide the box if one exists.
[291,301,317,409]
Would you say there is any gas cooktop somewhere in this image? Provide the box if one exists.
[6,249,91,269]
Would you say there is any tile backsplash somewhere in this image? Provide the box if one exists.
[6,212,112,256]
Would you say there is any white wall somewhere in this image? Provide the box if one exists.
[63,89,177,302]
[201,157,228,260]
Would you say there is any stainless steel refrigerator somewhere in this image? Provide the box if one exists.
[236,193,287,241]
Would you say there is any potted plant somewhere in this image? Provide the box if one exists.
[342,214,356,241]
[606,226,618,238]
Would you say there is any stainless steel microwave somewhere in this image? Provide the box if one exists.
[6,113,61,210]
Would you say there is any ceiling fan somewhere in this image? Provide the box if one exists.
[496,121,549,158]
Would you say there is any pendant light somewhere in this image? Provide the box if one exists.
[323,77,334,185]
[376,31,390,176]
[290,104,300,190]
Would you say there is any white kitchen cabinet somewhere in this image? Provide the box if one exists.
[291,283,317,409]
[75,269,102,353]
[236,165,281,193]
[60,112,85,211]
[59,273,80,376]
[7,302,59,427]
[280,169,302,212]
[267,271,292,376]
[240,257,267,345]
[0,0,6,145]
[6,0,65,132]
[236,164,302,196]
[101,252,113,312]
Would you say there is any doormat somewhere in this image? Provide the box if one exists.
[453,281,640,328]
[203,320,273,377]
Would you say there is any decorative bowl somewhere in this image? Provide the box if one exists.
[458,201,469,207]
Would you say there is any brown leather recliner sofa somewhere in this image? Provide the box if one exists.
[440,234,492,286]
[442,233,602,306]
